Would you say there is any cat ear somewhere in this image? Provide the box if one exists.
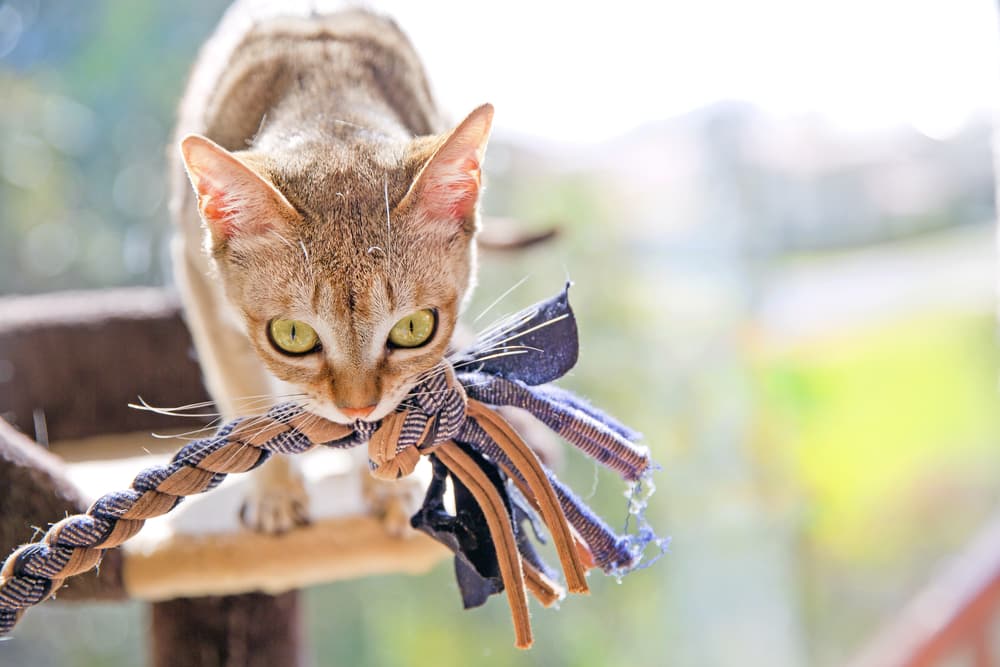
[404,103,494,230]
[179,135,300,244]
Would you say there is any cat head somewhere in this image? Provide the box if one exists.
[180,104,493,424]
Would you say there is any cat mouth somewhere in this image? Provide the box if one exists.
[307,394,402,425]
[314,405,381,425]
[339,405,378,421]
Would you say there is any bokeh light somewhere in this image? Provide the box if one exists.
[2,1,999,666]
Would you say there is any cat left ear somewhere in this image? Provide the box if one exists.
[403,103,494,231]
[180,135,300,246]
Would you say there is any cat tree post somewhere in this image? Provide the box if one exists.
[151,592,304,667]
[0,288,307,666]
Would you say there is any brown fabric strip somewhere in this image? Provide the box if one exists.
[413,416,437,451]
[372,445,420,480]
[228,418,290,446]
[287,414,352,444]
[574,533,597,570]
[94,518,145,549]
[435,441,533,650]
[368,413,410,480]
[199,442,265,473]
[467,401,589,595]
[522,560,564,608]
[369,412,405,468]
[122,491,178,520]
[157,466,218,496]
[59,547,102,578]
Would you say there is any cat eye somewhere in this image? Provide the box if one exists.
[269,318,321,355]
[388,309,436,349]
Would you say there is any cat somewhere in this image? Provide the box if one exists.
[170,0,493,533]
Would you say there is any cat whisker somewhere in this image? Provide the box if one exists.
[425,338,541,385]
[167,403,308,467]
[480,313,569,350]
[149,420,221,440]
[402,375,498,398]
[268,229,296,250]
[144,394,308,449]
[196,438,255,476]
[246,112,268,146]
[383,176,393,264]
[477,302,538,332]
[473,275,530,324]
[152,408,284,444]
[466,343,541,355]
[473,310,539,349]
[451,349,532,369]
[151,423,225,441]
[129,397,218,419]
[410,371,450,391]
[129,396,226,412]
[130,393,305,418]
[422,376,497,393]
[479,312,537,340]
[414,364,449,382]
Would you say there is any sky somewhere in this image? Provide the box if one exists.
[376,0,1000,144]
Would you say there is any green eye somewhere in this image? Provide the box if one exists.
[269,319,320,355]
[388,309,436,348]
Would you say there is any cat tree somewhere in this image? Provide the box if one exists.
[0,287,449,665]
[0,284,660,664]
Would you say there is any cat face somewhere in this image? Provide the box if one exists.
[181,105,493,424]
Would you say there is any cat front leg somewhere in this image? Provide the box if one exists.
[172,241,274,418]
[360,466,425,538]
[239,455,310,534]
[173,239,311,534]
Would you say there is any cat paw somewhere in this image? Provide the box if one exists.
[239,488,310,535]
[239,458,311,535]
[362,473,424,538]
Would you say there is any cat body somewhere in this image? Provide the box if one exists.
[170,1,493,532]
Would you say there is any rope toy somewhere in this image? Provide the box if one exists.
[0,286,664,649]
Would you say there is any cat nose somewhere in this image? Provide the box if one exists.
[341,404,377,420]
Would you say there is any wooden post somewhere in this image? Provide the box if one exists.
[0,288,309,666]
[151,592,305,667]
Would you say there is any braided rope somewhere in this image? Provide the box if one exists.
[0,367,469,635]
[0,359,656,640]
[0,403,359,634]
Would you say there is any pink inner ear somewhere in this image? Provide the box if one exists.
[411,104,493,226]
[191,162,276,240]
[196,181,244,239]
[181,135,299,243]
[421,156,482,220]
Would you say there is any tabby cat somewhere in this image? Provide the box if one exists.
[171,1,492,532]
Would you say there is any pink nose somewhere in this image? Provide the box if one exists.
[341,404,376,420]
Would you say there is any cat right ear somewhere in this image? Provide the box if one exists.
[179,135,300,246]
[401,104,494,232]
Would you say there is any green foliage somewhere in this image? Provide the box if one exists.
[757,310,1000,561]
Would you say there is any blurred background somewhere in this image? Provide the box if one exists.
[2,0,1000,665]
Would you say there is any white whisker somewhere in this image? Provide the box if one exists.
[473,276,530,324]
[383,176,392,263]
[482,313,569,349]
[453,349,531,368]
[269,229,296,250]
[474,310,538,347]
[130,393,306,419]
[471,344,542,355]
